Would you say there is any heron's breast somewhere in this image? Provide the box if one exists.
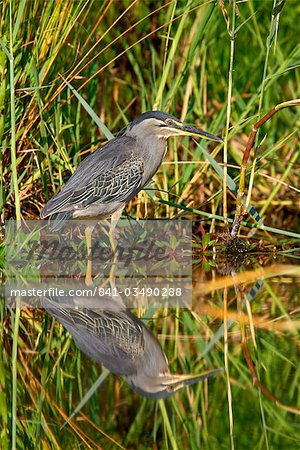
[139,137,168,185]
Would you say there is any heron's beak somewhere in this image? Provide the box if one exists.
[161,368,224,393]
[179,124,223,142]
[166,120,223,142]
[128,368,223,399]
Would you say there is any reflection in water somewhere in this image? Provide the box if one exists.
[43,295,222,399]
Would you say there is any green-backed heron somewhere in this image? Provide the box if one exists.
[41,111,222,227]
[43,296,222,399]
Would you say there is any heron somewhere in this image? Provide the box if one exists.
[40,111,222,228]
[41,111,222,283]
[43,295,223,399]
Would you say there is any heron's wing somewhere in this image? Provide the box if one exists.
[44,300,145,376]
[69,152,144,208]
[41,136,144,218]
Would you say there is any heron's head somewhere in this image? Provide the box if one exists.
[126,111,223,142]
[127,368,223,399]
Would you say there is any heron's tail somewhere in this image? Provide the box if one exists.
[45,211,73,231]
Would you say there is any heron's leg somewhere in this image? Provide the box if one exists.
[85,225,94,286]
[109,208,123,279]
[109,208,123,251]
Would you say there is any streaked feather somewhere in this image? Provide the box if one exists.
[41,136,144,218]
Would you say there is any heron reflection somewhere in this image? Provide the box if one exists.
[43,295,222,399]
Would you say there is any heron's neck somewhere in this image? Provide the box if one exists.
[137,135,167,184]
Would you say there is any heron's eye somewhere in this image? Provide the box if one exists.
[165,119,174,126]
